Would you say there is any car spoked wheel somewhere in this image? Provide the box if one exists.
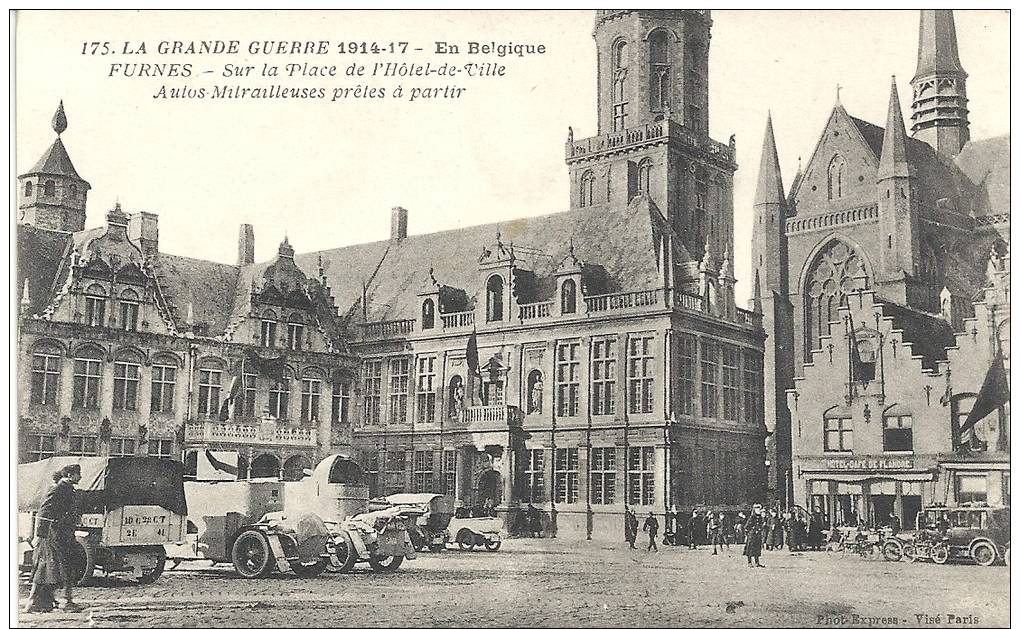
[881,540,903,562]
[970,540,998,567]
[931,544,950,565]
[456,529,476,551]
[231,530,274,578]
[136,547,167,584]
[368,554,404,572]
[328,532,357,574]
[483,538,501,552]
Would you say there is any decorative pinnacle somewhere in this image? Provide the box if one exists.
[51,100,67,135]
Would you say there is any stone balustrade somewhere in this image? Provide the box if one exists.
[185,419,317,447]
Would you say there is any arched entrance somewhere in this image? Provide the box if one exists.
[250,454,280,479]
[283,454,312,481]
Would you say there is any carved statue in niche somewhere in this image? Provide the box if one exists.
[527,370,544,415]
[448,376,465,418]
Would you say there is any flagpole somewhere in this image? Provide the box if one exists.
[875,312,885,403]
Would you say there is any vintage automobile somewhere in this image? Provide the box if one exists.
[18,456,187,585]
[449,506,504,551]
[166,455,416,576]
[912,505,1010,566]
[380,493,456,552]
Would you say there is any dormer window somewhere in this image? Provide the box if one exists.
[287,315,305,350]
[561,279,577,314]
[119,289,140,332]
[486,275,504,322]
[422,298,436,330]
[261,311,278,347]
[84,284,107,327]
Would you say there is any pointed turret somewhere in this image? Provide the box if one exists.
[18,102,91,232]
[910,10,969,158]
[751,113,788,296]
[753,113,786,208]
[878,78,911,180]
[748,269,763,314]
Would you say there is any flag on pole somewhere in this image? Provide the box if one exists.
[219,354,246,420]
[467,328,479,376]
[958,352,1010,435]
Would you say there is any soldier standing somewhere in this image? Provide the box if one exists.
[643,512,660,552]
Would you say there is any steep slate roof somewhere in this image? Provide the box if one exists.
[151,254,240,335]
[848,116,886,158]
[23,138,85,180]
[16,224,73,315]
[954,134,1011,215]
[297,202,663,323]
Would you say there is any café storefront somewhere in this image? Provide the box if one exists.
[798,455,936,529]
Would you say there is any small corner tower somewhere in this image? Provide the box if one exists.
[18,101,91,232]
[910,9,970,159]
[751,112,787,297]
[878,77,919,295]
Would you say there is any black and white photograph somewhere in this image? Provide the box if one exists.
[10,9,1011,627]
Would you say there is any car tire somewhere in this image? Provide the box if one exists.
[881,540,903,562]
[231,530,274,578]
[66,537,95,586]
[368,554,404,572]
[327,531,358,574]
[970,540,998,567]
[483,539,501,552]
[136,547,167,584]
[456,529,475,551]
[931,544,950,565]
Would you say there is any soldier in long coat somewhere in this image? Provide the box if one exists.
[743,503,766,568]
[25,464,84,613]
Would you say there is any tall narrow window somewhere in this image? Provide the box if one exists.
[590,447,617,504]
[362,360,382,425]
[301,377,322,423]
[113,361,140,411]
[416,355,436,423]
[25,181,33,196]
[151,362,177,414]
[384,450,406,495]
[827,155,847,200]
[413,450,435,492]
[331,379,351,424]
[287,317,305,350]
[700,340,718,418]
[627,333,654,414]
[556,341,581,417]
[84,285,107,327]
[486,275,504,322]
[524,449,545,503]
[261,316,277,347]
[612,40,628,132]
[721,344,740,421]
[649,30,670,111]
[421,299,435,330]
[676,333,697,415]
[591,337,617,416]
[561,279,577,314]
[627,446,655,506]
[72,352,103,410]
[197,368,222,417]
[119,289,140,332]
[695,177,708,254]
[31,349,60,406]
[637,160,653,194]
[579,171,595,208]
[237,369,257,418]
[388,357,410,423]
[554,447,579,504]
[742,349,763,425]
[440,450,457,496]
[44,180,55,196]
[269,377,290,420]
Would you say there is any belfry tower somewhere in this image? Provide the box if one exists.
[910,9,970,159]
[18,101,91,232]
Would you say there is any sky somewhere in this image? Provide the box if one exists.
[13,10,1010,302]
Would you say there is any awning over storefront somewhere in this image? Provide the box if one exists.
[801,471,934,483]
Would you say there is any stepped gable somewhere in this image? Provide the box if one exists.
[152,253,240,335]
[16,224,73,315]
[877,300,956,371]
[297,203,663,322]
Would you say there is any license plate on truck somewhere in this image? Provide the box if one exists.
[116,506,181,544]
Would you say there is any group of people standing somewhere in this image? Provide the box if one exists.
[763,507,831,552]
[623,504,770,567]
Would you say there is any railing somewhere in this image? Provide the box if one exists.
[519,301,553,320]
[441,311,475,329]
[567,119,735,165]
[359,318,415,338]
[676,292,704,311]
[584,288,663,314]
[185,420,317,447]
[735,307,763,327]
[460,404,523,427]
[785,204,878,234]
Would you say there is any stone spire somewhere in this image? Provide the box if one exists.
[910,10,969,158]
[749,269,763,314]
[878,78,911,181]
[753,113,785,208]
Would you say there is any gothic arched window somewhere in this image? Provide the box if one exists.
[648,30,670,112]
[561,279,577,314]
[612,40,628,132]
[422,298,435,330]
[580,170,595,208]
[25,181,33,197]
[637,159,653,194]
[804,239,867,360]
[827,155,847,200]
[486,275,504,322]
[44,180,55,197]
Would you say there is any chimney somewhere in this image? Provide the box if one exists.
[238,224,255,265]
[128,212,159,258]
[390,207,408,241]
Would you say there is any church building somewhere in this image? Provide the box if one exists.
[754,10,1009,526]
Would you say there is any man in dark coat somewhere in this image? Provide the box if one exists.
[743,503,766,567]
[624,507,639,549]
[687,509,700,549]
[808,508,827,551]
[643,512,660,552]
[25,464,84,613]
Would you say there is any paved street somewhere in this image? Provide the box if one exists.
[17,538,1008,628]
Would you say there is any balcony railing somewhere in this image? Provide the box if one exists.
[735,307,763,327]
[519,301,553,321]
[185,420,317,447]
[584,288,663,314]
[460,404,523,427]
[567,119,735,165]
[359,318,415,339]
[441,311,475,329]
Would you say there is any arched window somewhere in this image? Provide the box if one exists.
[804,239,867,359]
[612,40,628,132]
[287,313,305,350]
[561,279,577,314]
[422,298,435,330]
[997,320,1010,369]
[637,159,653,194]
[486,275,504,322]
[260,309,278,348]
[119,288,140,332]
[24,181,33,197]
[823,406,853,453]
[43,180,55,197]
[827,155,847,200]
[527,370,544,415]
[580,170,595,208]
[84,284,107,327]
[882,404,913,452]
[648,30,670,111]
